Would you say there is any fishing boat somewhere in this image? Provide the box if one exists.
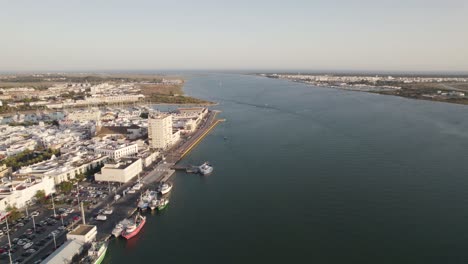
[112,219,131,237]
[83,241,108,264]
[122,214,146,240]
[138,190,157,211]
[157,198,169,211]
[150,199,159,211]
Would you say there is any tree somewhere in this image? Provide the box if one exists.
[6,205,22,221]
[34,190,46,204]
[76,173,86,181]
[58,181,73,194]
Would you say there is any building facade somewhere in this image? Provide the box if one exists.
[0,176,55,212]
[95,143,138,160]
[94,158,142,183]
[148,112,174,150]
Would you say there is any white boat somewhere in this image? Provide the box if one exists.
[112,219,131,237]
[158,182,173,195]
[199,162,213,175]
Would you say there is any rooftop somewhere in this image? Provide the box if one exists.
[69,224,95,236]
[103,158,140,170]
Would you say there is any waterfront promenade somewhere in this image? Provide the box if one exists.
[89,110,223,241]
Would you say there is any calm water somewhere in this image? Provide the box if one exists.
[106,74,468,263]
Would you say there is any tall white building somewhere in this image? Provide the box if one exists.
[148,112,174,150]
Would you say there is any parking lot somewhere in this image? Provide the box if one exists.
[0,159,168,263]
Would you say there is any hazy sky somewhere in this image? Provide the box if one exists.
[1,0,467,72]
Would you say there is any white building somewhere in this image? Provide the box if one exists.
[94,142,138,160]
[0,176,55,212]
[65,110,101,122]
[6,139,37,156]
[148,112,174,150]
[40,240,83,264]
[67,224,97,243]
[41,224,97,264]
[138,150,159,168]
[15,152,108,184]
[94,158,142,183]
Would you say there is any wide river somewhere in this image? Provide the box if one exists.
[105,73,468,263]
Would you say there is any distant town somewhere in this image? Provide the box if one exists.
[0,73,212,115]
[0,74,223,264]
[260,73,468,105]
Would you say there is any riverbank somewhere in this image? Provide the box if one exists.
[85,110,223,241]
[260,74,468,106]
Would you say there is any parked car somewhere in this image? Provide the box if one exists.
[23,242,34,250]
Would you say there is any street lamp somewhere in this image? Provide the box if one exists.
[52,232,57,249]
[5,217,13,264]
[76,182,80,204]
[51,192,57,218]
[32,215,36,232]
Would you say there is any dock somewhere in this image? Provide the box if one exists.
[88,109,224,240]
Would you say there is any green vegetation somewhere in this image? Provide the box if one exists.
[0,103,47,114]
[34,190,47,204]
[149,94,211,104]
[8,121,39,127]
[1,148,60,171]
[6,205,22,222]
[58,181,74,194]
[85,163,104,180]
[139,112,149,119]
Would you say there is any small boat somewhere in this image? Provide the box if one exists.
[157,198,169,211]
[157,182,173,195]
[199,162,213,175]
[112,219,131,237]
[122,214,146,240]
[84,241,108,264]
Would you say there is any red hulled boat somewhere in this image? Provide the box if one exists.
[122,214,146,240]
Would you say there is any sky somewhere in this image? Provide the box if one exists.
[0,0,467,72]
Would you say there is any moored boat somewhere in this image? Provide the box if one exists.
[157,198,169,211]
[138,189,157,211]
[85,241,108,264]
[199,162,213,175]
[150,199,158,210]
[122,214,146,240]
[158,182,173,195]
[112,219,131,237]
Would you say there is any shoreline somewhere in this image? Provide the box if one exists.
[262,76,468,107]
